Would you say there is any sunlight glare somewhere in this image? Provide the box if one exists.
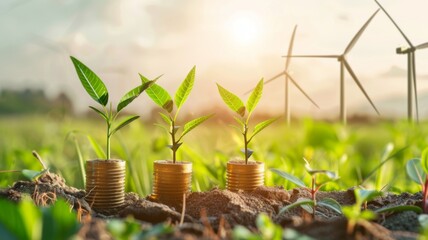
[228,11,261,45]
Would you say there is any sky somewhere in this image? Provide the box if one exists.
[1,0,428,120]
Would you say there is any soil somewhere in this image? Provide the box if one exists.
[0,172,425,239]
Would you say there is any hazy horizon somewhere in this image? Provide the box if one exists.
[1,0,428,120]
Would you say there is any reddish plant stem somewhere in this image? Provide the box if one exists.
[424,176,428,213]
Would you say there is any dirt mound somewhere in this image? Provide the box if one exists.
[0,172,425,239]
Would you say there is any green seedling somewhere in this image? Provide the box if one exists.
[272,158,341,219]
[107,217,173,239]
[342,189,381,235]
[141,67,213,163]
[406,147,428,213]
[70,56,154,160]
[233,213,314,240]
[217,80,277,164]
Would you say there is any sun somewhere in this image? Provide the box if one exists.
[228,10,261,45]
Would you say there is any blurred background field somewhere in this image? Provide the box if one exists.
[1,104,426,196]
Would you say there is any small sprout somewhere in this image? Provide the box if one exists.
[217,80,277,164]
[232,213,284,240]
[142,67,213,163]
[342,189,382,235]
[272,159,340,219]
[70,56,153,159]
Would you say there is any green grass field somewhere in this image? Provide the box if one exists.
[0,115,426,196]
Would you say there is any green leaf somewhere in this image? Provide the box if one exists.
[359,210,377,221]
[41,199,80,240]
[0,199,41,240]
[70,56,108,106]
[140,74,173,112]
[375,205,422,214]
[181,114,213,138]
[422,147,428,174]
[232,225,257,239]
[216,83,245,117]
[110,115,139,136]
[22,169,49,181]
[140,222,174,239]
[300,204,314,214]
[159,112,172,125]
[256,213,283,240]
[89,106,108,121]
[117,80,156,112]
[355,189,382,205]
[250,118,277,140]
[342,205,359,220]
[270,168,306,188]
[316,172,339,187]
[406,158,426,185]
[318,198,342,215]
[107,218,141,239]
[360,146,408,186]
[247,79,263,114]
[87,135,106,159]
[278,198,314,216]
[175,66,195,110]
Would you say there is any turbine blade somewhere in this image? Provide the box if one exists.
[285,25,298,71]
[343,59,380,115]
[264,71,286,85]
[344,9,379,55]
[374,0,413,48]
[416,42,428,50]
[282,55,340,58]
[243,71,285,95]
[285,72,320,109]
[412,53,419,122]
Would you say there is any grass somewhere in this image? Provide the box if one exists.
[0,114,426,196]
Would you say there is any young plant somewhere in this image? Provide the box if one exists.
[271,158,341,219]
[70,56,154,160]
[216,79,277,164]
[342,189,381,235]
[406,147,428,212]
[141,66,213,163]
[343,188,421,235]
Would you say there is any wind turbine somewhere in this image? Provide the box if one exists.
[283,9,380,124]
[374,0,428,122]
[245,25,320,125]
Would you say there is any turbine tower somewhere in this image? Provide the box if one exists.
[245,25,319,125]
[283,10,380,124]
[374,0,428,122]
